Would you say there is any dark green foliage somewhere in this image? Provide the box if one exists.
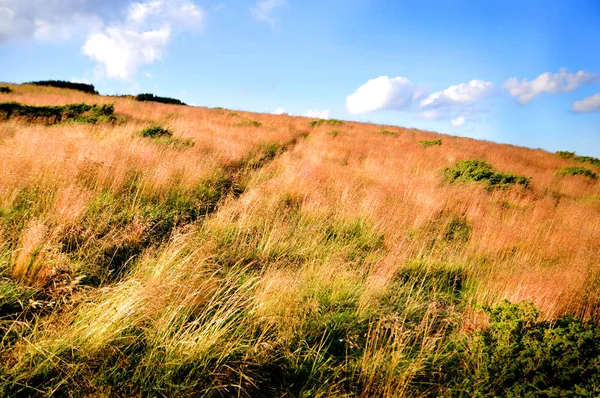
[419,139,442,147]
[28,80,98,94]
[376,130,399,137]
[557,166,598,179]
[556,151,600,167]
[235,120,262,128]
[309,119,344,127]
[444,160,531,190]
[0,87,12,94]
[453,300,600,396]
[139,125,173,138]
[327,130,340,137]
[0,102,115,124]
[444,217,472,243]
[153,137,195,149]
[135,93,186,105]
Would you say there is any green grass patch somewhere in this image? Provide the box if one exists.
[376,130,399,137]
[153,137,195,149]
[139,125,173,138]
[309,119,344,127]
[27,80,98,94]
[0,87,12,94]
[326,130,341,137]
[557,166,598,179]
[135,93,186,106]
[235,120,262,128]
[556,151,600,167]
[444,160,531,190]
[419,139,442,147]
[0,102,115,124]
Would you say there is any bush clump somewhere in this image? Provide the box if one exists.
[135,93,186,106]
[28,80,98,94]
[0,87,12,94]
[557,166,598,179]
[420,139,442,147]
[0,102,115,124]
[376,130,399,137]
[556,150,600,167]
[235,120,262,128]
[453,300,600,396]
[327,130,341,137]
[309,119,344,127]
[139,125,173,138]
[444,160,530,190]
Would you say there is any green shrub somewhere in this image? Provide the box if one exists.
[153,137,195,149]
[28,80,98,94]
[309,119,344,127]
[556,151,600,167]
[444,160,531,190]
[326,130,340,137]
[454,300,600,396]
[419,139,442,147]
[135,93,186,105]
[556,150,575,159]
[376,130,399,137]
[0,102,115,124]
[557,166,598,179]
[0,87,12,94]
[235,120,262,128]
[139,126,173,138]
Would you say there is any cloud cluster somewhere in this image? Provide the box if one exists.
[82,0,204,80]
[420,80,493,108]
[504,68,599,104]
[304,109,330,119]
[571,93,600,114]
[345,76,422,114]
[250,0,286,28]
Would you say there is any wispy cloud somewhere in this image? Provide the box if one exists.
[420,80,493,108]
[304,109,330,119]
[345,76,424,114]
[504,68,599,104]
[250,0,286,28]
[571,93,600,114]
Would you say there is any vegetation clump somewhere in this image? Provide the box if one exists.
[235,120,262,128]
[139,125,173,138]
[556,150,600,167]
[309,119,344,127]
[327,130,341,137]
[135,93,186,105]
[0,86,12,94]
[444,160,530,189]
[419,139,442,147]
[28,80,98,94]
[0,102,115,124]
[139,125,194,148]
[557,166,598,179]
[376,130,399,137]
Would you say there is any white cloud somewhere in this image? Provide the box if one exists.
[273,107,286,115]
[451,116,466,127]
[250,0,285,28]
[346,76,422,114]
[83,26,171,80]
[82,0,205,80]
[571,93,600,114]
[421,80,493,108]
[504,68,600,104]
[304,109,330,119]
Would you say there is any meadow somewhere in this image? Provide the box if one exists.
[0,83,599,397]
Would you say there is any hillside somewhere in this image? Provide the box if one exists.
[1,83,600,396]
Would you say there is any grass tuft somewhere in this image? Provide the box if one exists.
[557,166,598,179]
[0,102,115,124]
[376,130,399,137]
[444,160,531,189]
[309,119,344,127]
[419,139,442,147]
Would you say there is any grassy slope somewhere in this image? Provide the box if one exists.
[0,83,599,396]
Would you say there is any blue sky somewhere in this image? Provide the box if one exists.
[1,0,599,156]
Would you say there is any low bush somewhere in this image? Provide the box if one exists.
[419,139,442,147]
[0,102,115,124]
[28,80,98,94]
[556,151,600,167]
[154,137,195,149]
[453,300,600,396]
[235,120,262,128]
[327,130,340,137]
[444,160,530,189]
[376,130,399,137]
[135,93,186,105]
[309,119,344,127]
[557,166,598,179]
[139,126,173,138]
[0,87,12,94]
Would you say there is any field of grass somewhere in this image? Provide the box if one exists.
[1,83,599,396]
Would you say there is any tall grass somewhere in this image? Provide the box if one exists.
[0,84,599,395]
